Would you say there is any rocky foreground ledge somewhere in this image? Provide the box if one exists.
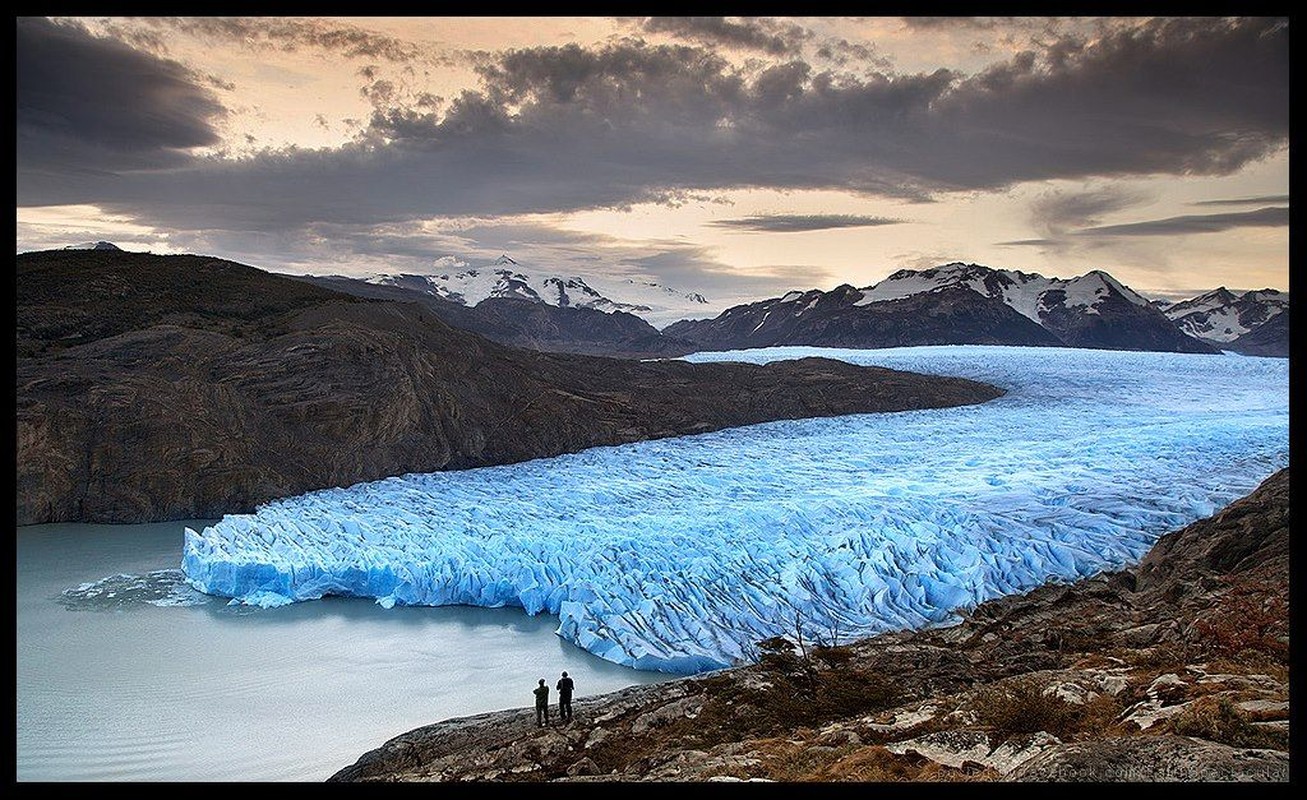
[330,469,1289,783]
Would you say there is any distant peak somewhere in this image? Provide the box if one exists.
[64,241,122,251]
[1080,269,1124,287]
[493,254,518,266]
[1171,286,1239,306]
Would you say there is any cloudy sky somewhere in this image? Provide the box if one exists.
[16,16,1289,307]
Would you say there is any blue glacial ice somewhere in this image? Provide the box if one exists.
[182,346,1289,674]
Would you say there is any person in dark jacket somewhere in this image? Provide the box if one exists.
[533,679,551,727]
[556,671,575,723]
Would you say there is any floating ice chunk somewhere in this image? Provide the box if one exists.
[181,346,1288,674]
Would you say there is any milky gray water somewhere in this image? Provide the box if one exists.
[16,520,669,782]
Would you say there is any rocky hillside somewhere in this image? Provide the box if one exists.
[331,469,1289,783]
[16,250,1003,524]
[665,263,1218,355]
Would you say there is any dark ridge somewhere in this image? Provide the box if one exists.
[16,250,1005,524]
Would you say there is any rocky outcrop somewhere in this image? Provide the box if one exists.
[16,250,1004,524]
[1006,736,1288,782]
[330,469,1289,782]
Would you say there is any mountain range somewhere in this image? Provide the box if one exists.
[299,273,698,359]
[666,263,1288,357]
[300,255,718,358]
[50,244,1290,358]
[356,255,710,327]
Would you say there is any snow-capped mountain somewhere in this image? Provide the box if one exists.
[362,255,709,328]
[63,241,121,251]
[665,262,1218,355]
[301,255,705,358]
[853,262,1152,322]
[1160,287,1289,343]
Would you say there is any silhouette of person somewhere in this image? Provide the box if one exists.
[533,678,551,727]
[556,671,575,723]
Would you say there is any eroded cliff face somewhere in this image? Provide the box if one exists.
[17,250,1003,524]
[330,469,1289,783]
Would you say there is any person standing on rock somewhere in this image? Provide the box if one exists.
[534,679,551,727]
[556,671,575,723]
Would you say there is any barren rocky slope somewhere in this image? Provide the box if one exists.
[331,469,1289,783]
[16,250,1003,524]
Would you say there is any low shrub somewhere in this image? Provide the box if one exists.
[969,678,1079,739]
[1191,577,1289,664]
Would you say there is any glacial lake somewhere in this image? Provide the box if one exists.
[17,345,1289,781]
[15,520,670,782]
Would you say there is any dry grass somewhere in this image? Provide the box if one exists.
[746,738,854,781]
[1073,693,1131,739]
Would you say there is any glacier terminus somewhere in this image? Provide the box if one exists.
[182,346,1289,674]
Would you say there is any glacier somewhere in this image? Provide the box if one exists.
[181,346,1289,674]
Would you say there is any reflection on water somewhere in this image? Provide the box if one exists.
[18,520,668,782]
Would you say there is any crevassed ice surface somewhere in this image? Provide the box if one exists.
[182,346,1289,674]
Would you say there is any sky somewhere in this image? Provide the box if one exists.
[15,16,1290,309]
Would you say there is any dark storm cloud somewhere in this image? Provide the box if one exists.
[17,18,1290,266]
[708,214,905,232]
[1191,194,1290,207]
[641,17,811,55]
[918,17,1288,187]
[1074,206,1289,237]
[17,17,226,171]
